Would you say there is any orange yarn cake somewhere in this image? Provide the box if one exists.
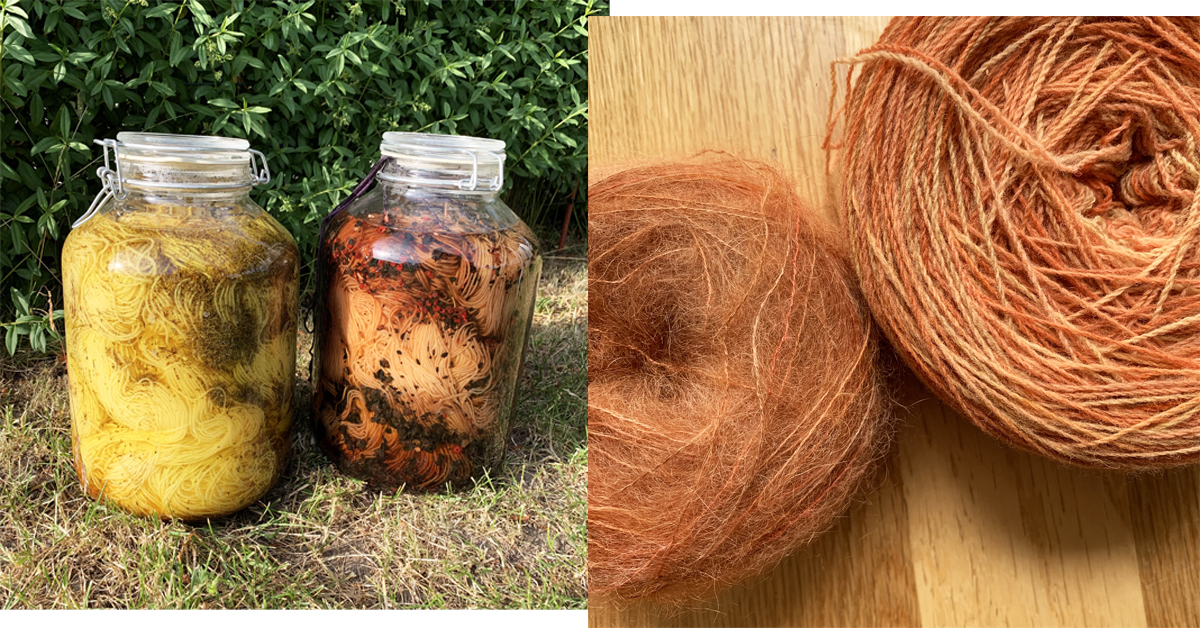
[831,17,1200,469]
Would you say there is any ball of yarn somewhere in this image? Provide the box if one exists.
[833,17,1200,469]
[588,156,893,603]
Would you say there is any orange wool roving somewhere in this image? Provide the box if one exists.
[588,157,893,603]
[831,17,1200,469]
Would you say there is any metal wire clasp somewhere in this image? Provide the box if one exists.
[96,138,126,198]
[249,148,271,185]
[455,148,503,192]
[71,139,124,229]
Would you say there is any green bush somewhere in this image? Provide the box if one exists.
[0,0,598,354]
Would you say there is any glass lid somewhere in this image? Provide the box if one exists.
[115,132,253,164]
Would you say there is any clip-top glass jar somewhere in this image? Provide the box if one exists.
[314,132,542,490]
[62,133,299,520]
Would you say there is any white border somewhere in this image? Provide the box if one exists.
[0,610,587,627]
[607,0,1195,16]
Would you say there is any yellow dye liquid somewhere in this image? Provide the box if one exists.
[62,200,299,519]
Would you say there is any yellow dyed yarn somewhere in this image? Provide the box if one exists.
[62,201,299,519]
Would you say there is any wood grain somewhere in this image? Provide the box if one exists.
[590,16,890,221]
[1129,467,1200,628]
[588,16,1200,627]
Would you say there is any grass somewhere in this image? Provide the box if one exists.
[0,238,587,609]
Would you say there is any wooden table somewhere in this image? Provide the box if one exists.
[588,16,1200,627]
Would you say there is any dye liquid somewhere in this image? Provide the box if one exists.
[315,195,541,490]
[63,201,299,519]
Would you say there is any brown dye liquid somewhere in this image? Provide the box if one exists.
[315,205,540,490]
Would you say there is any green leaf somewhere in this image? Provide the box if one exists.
[30,136,60,156]
[37,211,59,239]
[5,15,34,38]
[12,194,37,217]
[66,51,99,65]
[10,288,30,316]
[144,4,177,19]
[149,81,175,97]
[169,31,188,66]
[28,92,44,124]
[33,49,62,63]
[5,326,18,356]
[2,72,27,96]
[31,326,46,353]
[6,44,35,64]
[54,105,71,138]
[188,0,212,27]
[210,98,237,108]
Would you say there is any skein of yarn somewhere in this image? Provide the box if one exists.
[588,156,893,603]
[831,17,1200,469]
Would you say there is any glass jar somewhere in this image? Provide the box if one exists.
[314,132,542,490]
[62,133,299,520]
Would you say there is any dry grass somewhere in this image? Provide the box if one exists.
[0,242,587,609]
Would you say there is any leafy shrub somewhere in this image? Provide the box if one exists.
[0,0,599,354]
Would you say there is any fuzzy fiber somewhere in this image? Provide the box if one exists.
[588,156,893,603]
